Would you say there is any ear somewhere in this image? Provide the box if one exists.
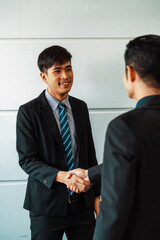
[126,66,136,83]
[40,72,48,83]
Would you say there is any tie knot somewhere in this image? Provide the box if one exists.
[59,102,65,109]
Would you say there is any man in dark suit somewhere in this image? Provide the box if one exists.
[16,45,100,240]
[68,35,160,240]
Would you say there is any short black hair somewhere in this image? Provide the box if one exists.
[124,34,160,87]
[37,45,72,73]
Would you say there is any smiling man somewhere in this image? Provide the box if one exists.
[16,45,100,240]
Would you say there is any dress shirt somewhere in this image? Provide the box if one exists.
[45,89,78,163]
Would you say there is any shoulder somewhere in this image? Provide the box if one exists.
[107,108,140,154]
[69,95,87,106]
[109,108,139,129]
[20,97,38,109]
[18,91,45,113]
[69,95,88,111]
[107,109,138,143]
[18,97,39,117]
[17,91,46,120]
[109,107,147,133]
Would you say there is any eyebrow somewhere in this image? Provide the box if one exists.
[53,65,72,70]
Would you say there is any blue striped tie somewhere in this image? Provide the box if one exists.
[59,102,74,195]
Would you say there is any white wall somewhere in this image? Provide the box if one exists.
[0,0,160,239]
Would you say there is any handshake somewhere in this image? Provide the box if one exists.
[55,168,101,216]
[67,168,93,193]
[55,168,92,193]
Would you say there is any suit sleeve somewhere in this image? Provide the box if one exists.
[84,103,101,196]
[93,118,138,240]
[88,164,102,185]
[16,105,59,189]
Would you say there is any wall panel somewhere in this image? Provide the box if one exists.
[89,109,128,163]
[0,111,27,180]
[0,0,20,38]
[0,39,135,110]
[21,0,160,38]
[0,183,67,240]
[0,184,30,239]
[0,109,130,180]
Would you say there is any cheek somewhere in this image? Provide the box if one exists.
[69,71,73,79]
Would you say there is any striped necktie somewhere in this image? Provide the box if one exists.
[59,102,74,195]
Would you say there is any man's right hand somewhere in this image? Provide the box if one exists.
[55,171,88,192]
[66,168,92,193]
[67,168,89,180]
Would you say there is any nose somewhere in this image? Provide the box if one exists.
[60,70,68,79]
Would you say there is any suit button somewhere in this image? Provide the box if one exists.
[43,179,47,185]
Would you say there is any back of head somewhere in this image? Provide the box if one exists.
[37,45,72,73]
[124,35,160,88]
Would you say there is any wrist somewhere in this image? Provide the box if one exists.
[55,171,67,184]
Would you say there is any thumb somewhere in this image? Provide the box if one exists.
[67,170,75,179]
[84,176,90,182]
[66,172,72,179]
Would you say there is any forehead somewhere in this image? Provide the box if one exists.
[51,61,72,69]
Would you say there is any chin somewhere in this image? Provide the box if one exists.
[61,89,70,95]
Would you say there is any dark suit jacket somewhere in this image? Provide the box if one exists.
[16,91,99,216]
[88,164,102,185]
[93,96,160,240]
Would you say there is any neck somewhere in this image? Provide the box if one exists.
[135,89,160,102]
[131,82,160,102]
[47,89,68,102]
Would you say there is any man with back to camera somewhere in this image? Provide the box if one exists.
[68,35,160,240]
[16,45,100,240]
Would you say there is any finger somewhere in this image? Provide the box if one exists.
[84,180,91,185]
[76,188,81,193]
[67,185,74,191]
[73,186,81,193]
[72,182,85,189]
[70,186,74,191]
[76,177,85,184]
[66,172,72,179]
[69,168,85,178]
[71,186,80,193]
[84,176,90,181]
[71,179,91,190]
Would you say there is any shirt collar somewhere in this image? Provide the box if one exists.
[45,89,71,110]
[62,95,71,109]
[136,94,160,108]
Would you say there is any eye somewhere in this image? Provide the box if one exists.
[54,70,60,73]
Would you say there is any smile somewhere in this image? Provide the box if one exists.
[59,81,71,85]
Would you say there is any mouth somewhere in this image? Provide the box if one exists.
[59,80,71,87]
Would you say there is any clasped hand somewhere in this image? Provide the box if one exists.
[66,168,92,193]
[66,168,100,217]
[56,168,100,217]
[55,169,92,193]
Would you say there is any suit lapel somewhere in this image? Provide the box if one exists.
[69,97,82,154]
[38,92,82,161]
[38,91,64,148]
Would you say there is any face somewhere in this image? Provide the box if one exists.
[41,61,73,101]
